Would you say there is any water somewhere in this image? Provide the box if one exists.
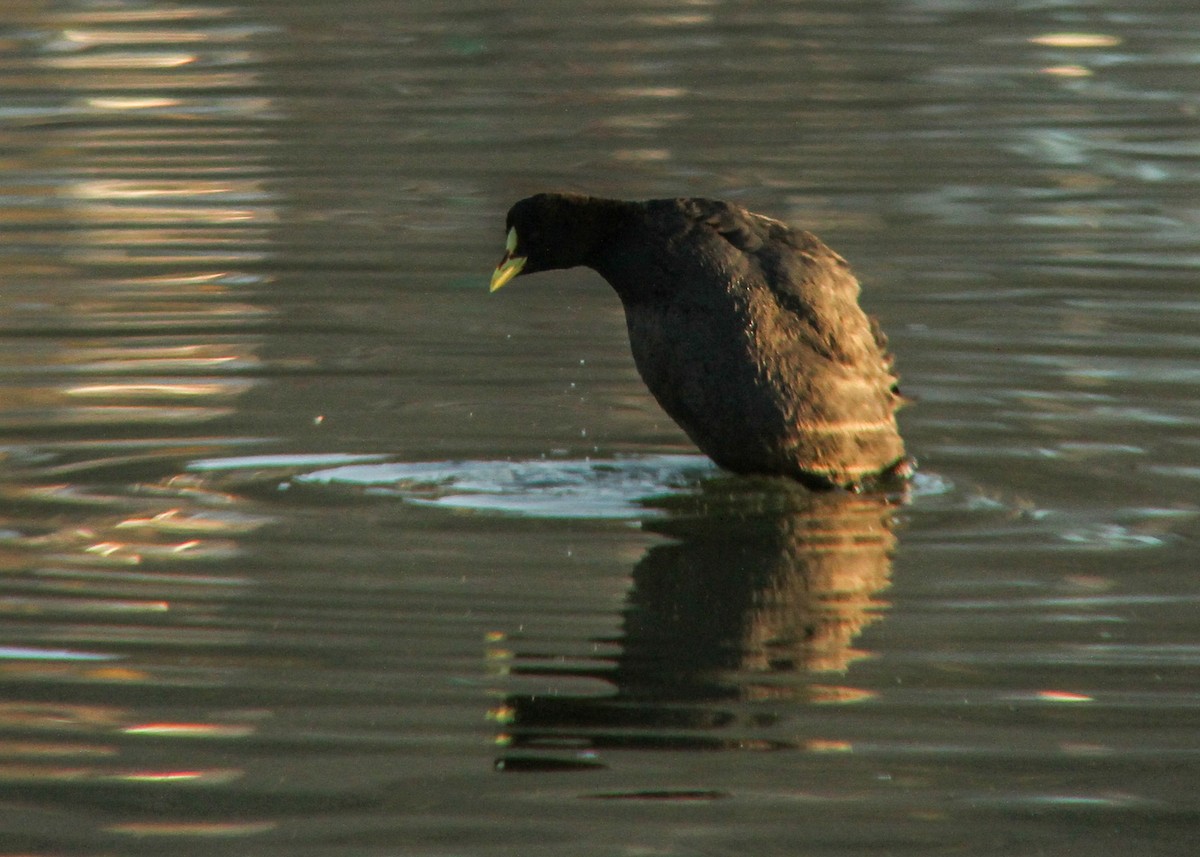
[1,1,1199,854]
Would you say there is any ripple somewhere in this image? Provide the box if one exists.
[293,455,717,519]
[0,646,118,662]
[188,452,389,472]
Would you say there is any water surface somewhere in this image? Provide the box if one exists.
[1,1,1199,854]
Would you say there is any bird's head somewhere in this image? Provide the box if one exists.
[489,193,625,291]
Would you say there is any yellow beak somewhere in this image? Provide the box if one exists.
[489,227,526,292]
[489,255,525,292]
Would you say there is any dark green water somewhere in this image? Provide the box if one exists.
[1,1,1198,854]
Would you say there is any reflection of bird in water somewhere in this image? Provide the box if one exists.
[490,194,908,491]
[631,485,897,684]
[490,482,900,770]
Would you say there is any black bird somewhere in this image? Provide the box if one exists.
[490,193,907,490]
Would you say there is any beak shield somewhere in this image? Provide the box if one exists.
[489,227,526,292]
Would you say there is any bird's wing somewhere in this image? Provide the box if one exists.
[675,199,877,365]
[676,198,857,297]
[677,197,776,254]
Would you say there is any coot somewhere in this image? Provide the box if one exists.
[490,193,907,490]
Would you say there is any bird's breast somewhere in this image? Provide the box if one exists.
[621,297,790,449]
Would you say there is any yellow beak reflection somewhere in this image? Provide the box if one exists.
[489,227,526,292]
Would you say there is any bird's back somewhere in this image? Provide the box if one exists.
[604,198,906,489]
